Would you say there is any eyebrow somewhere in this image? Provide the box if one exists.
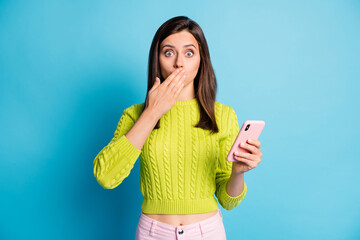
[161,44,197,50]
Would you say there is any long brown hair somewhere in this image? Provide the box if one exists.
[143,16,219,134]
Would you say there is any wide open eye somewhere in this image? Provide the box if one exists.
[164,50,173,57]
[185,50,194,57]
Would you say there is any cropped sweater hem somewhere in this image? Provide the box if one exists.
[141,197,219,214]
[141,182,247,214]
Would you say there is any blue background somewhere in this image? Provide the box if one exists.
[1,0,359,239]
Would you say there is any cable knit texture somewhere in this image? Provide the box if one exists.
[93,98,247,214]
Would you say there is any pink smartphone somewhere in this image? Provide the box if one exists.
[227,120,265,162]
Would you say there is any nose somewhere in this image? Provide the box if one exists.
[174,54,184,69]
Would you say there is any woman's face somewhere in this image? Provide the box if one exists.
[159,30,201,86]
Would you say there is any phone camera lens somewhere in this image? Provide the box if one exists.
[245,124,250,131]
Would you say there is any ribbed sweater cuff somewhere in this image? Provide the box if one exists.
[221,182,247,209]
[99,135,141,188]
[118,134,141,159]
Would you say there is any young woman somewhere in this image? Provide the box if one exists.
[93,16,263,240]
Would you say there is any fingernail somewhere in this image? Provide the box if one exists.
[176,69,180,73]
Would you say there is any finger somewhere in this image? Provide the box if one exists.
[163,68,184,86]
[172,80,184,96]
[170,76,184,94]
[173,81,185,97]
[168,71,185,92]
[234,151,257,162]
[233,156,255,167]
[150,77,161,92]
[239,142,261,155]
[247,139,261,148]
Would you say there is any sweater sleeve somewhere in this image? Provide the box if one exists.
[93,106,142,189]
[215,106,247,210]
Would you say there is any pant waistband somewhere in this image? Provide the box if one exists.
[138,209,223,237]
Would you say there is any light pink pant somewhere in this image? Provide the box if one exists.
[135,209,226,240]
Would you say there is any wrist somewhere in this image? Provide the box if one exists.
[143,108,161,123]
[232,166,245,175]
[232,171,245,176]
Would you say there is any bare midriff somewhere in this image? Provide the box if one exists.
[143,209,218,226]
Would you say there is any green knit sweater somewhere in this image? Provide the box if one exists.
[93,98,247,214]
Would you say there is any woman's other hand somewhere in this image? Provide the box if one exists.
[232,139,263,174]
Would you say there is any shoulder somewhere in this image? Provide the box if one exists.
[215,101,239,137]
[215,101,237,118]
[122,102,146,122]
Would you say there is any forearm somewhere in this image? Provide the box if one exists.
[226,170,245,197]
[125,108,160,151]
